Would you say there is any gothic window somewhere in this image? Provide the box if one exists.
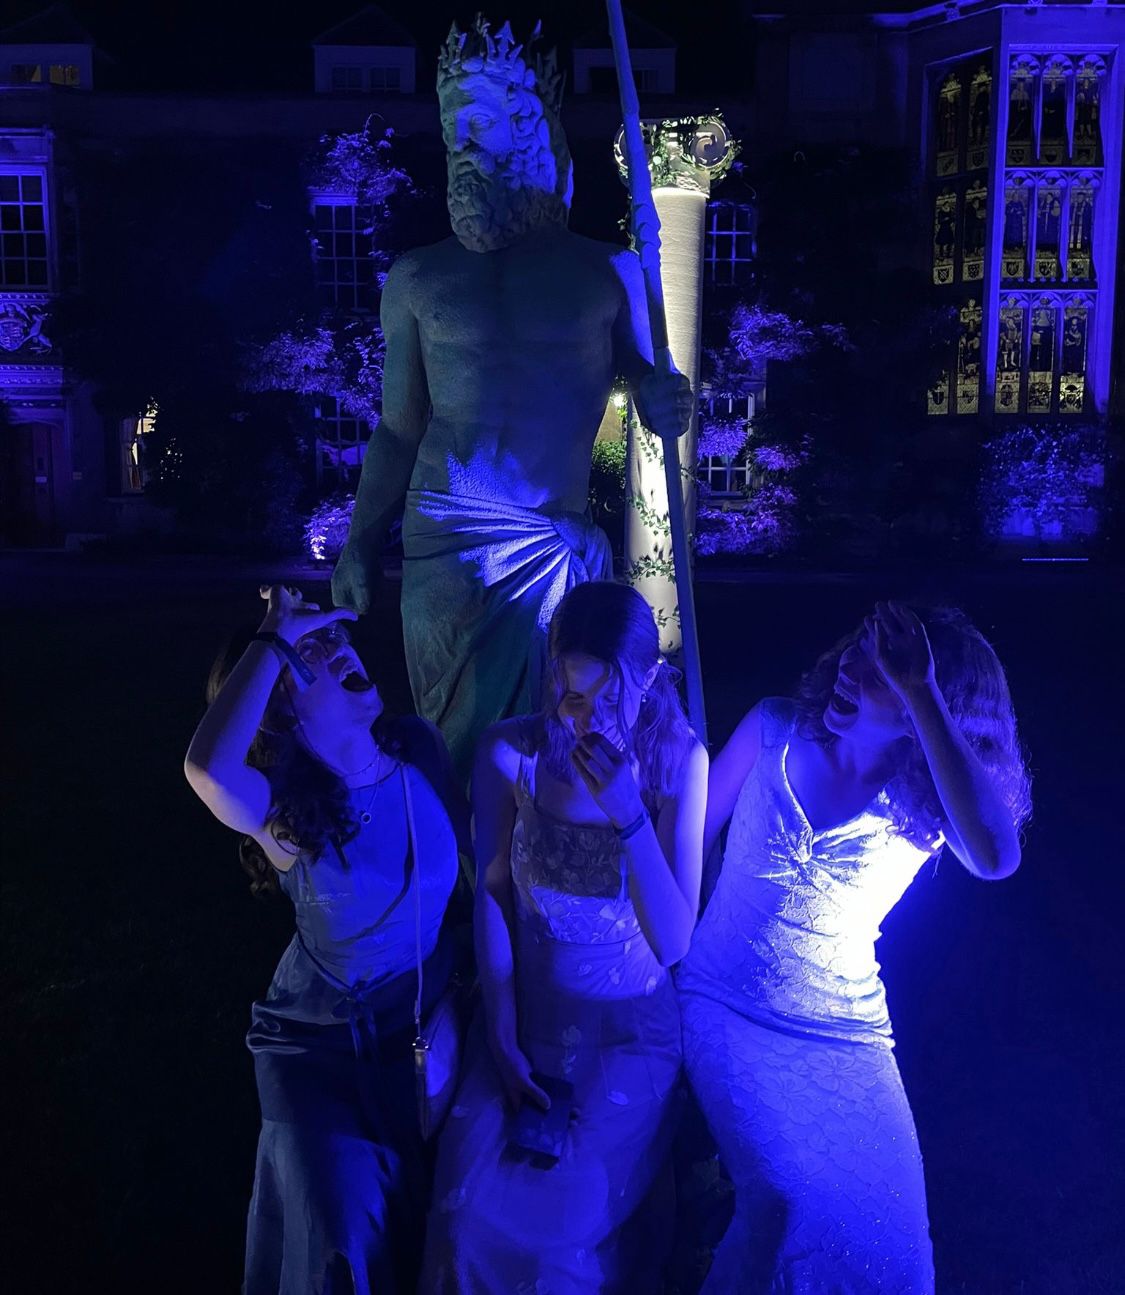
[1034,177,1064,282]
[1059,299,1090,414]
[0,172,49,288]
[705,202,756,286]
[1074,57,1106,166]
[314,396,370,485]
[312,201,375,311]
[935,71,962,177]
[1039,57,1071,166]
[1007,57,1038,166]
[933,188,957,286]
[1002,177,1031,282]
[955,299,982,415]
[1027,299,1056,413]
[994,298,1024,414]
[1067,179,1096,283]
[967,64,991,171]
[962,181,987,282]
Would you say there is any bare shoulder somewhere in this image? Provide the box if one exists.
[475,716,528,780]
[384,238,459,297]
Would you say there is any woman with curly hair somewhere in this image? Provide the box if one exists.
[677,601,1031,1294]
[420,579,708,1293]
[184,585,468,1295]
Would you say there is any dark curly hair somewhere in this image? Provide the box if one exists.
[206,626,405,897]
[792,604,1032,850]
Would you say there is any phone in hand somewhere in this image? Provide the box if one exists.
[509,1073,575,1160]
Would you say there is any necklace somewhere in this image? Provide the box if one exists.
[335,748,380,779]
[356,759,400,825]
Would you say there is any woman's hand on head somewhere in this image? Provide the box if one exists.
[571,731,646,829]
[865,601,937,705]
[257,584,358,646]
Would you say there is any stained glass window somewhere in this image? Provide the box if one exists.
[927,369,951,417]
[933,189,957,286]
[1067,180,1096,283]
[1039,58,1071,166]
[1002,178,1031,282]
[1027,301,1056,414]
[962,181,987,282]
[312,201,376,311]
[1074,57,1105,166]
[967,64,991,171]
[995,299,1024,414]
[1007,57,1038,166]
[956,300,982,415]
[1034,179,1064,283]
[1059,301,1089,414]
[935,72,962,177]
[0,171,49,288]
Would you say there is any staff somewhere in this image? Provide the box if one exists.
[606,0,708,745]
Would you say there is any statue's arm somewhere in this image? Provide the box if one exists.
[610,248,693,442]
[333,257,430,611]
[609,248,656,386]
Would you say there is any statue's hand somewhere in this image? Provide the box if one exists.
[331,541,380,615]
[634,367,694,442]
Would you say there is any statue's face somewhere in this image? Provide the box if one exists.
[441,73,516,169]
[439,68,571,253]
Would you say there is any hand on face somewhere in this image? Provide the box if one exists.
[633,366,694,443]
[862,601,936,704]
[258,584,358,646]
[571,731,645,830]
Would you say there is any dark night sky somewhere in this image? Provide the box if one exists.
[0,1,932,95]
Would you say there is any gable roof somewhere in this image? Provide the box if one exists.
[0,3,95,46]
[312,5,416,48]
[574,10,677,50]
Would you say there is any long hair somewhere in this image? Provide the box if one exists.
[205,626,402,897]
[540,581,696,803]
[793,603,1032,848]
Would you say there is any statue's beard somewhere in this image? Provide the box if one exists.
[447,155,567,253]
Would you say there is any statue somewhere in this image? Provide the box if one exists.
[332,18,692,778]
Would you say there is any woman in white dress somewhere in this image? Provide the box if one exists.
[421,580,708,1293]
[678,601,1031,1294]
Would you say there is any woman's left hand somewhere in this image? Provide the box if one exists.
[865,601,937,704]
[571,732,646,829]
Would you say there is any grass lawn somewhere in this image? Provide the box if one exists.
[3,553,1122,1293]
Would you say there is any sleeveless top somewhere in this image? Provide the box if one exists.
[278,760,458,989]
[677,698,937,1046]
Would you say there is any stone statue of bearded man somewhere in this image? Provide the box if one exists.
[333,17,691,779]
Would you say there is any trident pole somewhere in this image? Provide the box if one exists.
[606,0,708,745]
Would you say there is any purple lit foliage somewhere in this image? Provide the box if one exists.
[306,119,417,250]
[305,493,356,562]
[248,322,386,424]
[980,422,1108,545]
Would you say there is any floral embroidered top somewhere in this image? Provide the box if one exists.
[677,698,938,1046]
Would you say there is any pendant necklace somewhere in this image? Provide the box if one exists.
[357,758,399,825]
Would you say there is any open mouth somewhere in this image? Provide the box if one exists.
[338,662,375,693]
[829,680,860,716]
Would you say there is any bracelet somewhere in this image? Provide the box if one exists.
[251,631,316,685]
[616,809,649,842]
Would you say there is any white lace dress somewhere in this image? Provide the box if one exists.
[420,721,682,1293]
[676,698,937,1294]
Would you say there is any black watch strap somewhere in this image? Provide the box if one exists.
[251,632,316,684]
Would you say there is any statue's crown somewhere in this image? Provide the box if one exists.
[438,16,563,116]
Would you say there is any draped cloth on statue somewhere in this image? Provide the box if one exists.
[401,488,613,780]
